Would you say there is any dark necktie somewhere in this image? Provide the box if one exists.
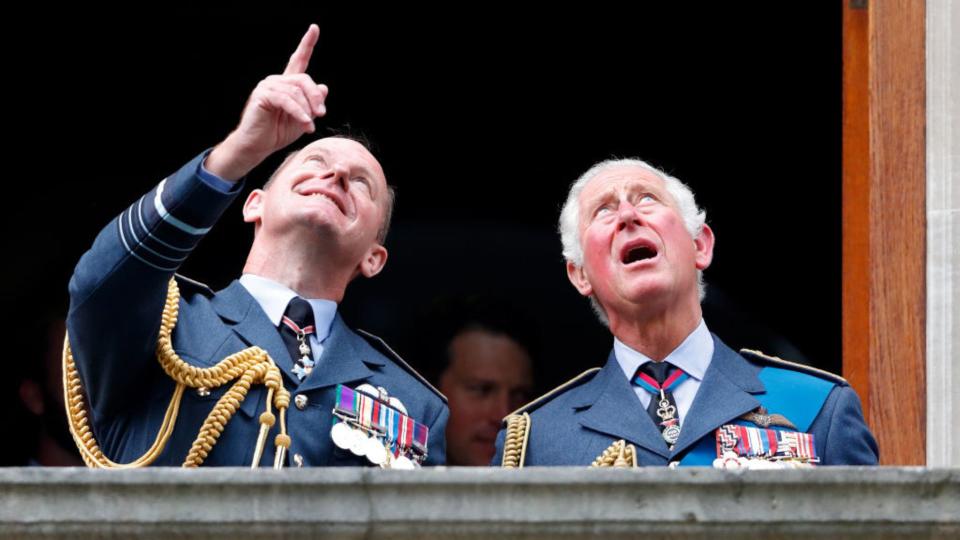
[279,297,316,381]
[632,361,688,445]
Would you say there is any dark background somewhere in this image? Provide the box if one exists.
[5,5,841,396]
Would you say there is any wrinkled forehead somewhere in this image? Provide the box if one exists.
[298,137,387,185]
[579,165,668,204]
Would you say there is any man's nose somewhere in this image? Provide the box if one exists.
[616,200,642,231]
[324,161,350,191]
[488,392,512,422]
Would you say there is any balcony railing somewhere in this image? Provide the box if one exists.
[1,467,957,539]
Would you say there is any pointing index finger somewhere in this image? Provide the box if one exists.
[283,24,319,75]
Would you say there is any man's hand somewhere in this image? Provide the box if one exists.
[205,24,328,181]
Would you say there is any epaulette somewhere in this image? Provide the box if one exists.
[355,328,447,403]
[173,274,214,296]
[739,348,848,385]
[504,367,602,420]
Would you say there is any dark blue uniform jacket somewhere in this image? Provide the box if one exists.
[68,152,448,466]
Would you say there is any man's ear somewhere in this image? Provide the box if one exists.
[242,189,265,224]
[694,223,715,270]
[566,260,594,297]
[358,244,388,278]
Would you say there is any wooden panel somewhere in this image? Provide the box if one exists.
[842,0,926,465]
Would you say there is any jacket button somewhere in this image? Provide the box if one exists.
[295,394,308,410]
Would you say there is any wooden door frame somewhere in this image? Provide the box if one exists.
[842,0,926,465]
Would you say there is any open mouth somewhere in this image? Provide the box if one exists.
[295,185,347,215]
[620,240,658,265]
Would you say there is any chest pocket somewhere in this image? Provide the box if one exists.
[169,337,272,465]
[176,381,266,465]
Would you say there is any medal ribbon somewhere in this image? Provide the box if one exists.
[631,366,689,395]
[281,316,315,337]
[715,424,817,461]
[332,385,430,458]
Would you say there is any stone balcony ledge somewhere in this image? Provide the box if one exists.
[1,467,957,539]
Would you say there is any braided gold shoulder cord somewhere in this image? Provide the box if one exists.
[590,439,638,468]
[62,278,292,468]
[501,413,531,468]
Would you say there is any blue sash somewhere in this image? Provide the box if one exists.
[679,366,834,466]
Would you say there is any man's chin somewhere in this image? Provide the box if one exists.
[469,442,498,465]
[300,211,344,231]
[605,278,672,305]
[294,216,351,244]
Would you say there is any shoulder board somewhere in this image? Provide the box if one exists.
[739,348,848,385]
[355,328,447,403]
[173,274,214,296]
[505,367,602,419]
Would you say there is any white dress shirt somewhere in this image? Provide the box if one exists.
[239,274,338,363]
[613,319,714,427]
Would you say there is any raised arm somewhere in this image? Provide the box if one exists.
[67,24,328,422]
[204,24,328,181]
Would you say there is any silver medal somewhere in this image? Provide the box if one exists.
[388,396,408,415]
[365,439,388,465]
[349,428,369,456]
[662,424,681,445]
[355,383,379,398]
[656,401,676,421]
[331,422,354,450]
[392,454,415,470]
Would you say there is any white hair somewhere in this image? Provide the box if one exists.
[557,158,708,326]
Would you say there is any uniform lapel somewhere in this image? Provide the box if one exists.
[670,337,765,457]
[295,314,380,394]
[211,280,298,382]
[575,352,672,459]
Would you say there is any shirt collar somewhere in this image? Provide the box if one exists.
[239,273,338,342]
[613,318,714,382]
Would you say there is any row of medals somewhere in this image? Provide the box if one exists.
[330,414,418,469]
[300,335,420,468]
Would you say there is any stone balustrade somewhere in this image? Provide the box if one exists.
[1,467,957,539]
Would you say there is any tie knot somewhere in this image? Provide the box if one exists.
[283,297,315,328]
[637,361,679,385]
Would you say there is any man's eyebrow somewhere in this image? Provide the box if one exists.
[627,177,662,190]
[462,375,498,384]
[584,189,616,206]
[301,149,380,196]
[304,147,330,158]
[355,166,376,180]
[356,166,380,198]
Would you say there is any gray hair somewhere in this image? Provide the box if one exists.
[557,158,707,325]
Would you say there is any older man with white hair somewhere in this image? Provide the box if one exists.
[494,159,878,467]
